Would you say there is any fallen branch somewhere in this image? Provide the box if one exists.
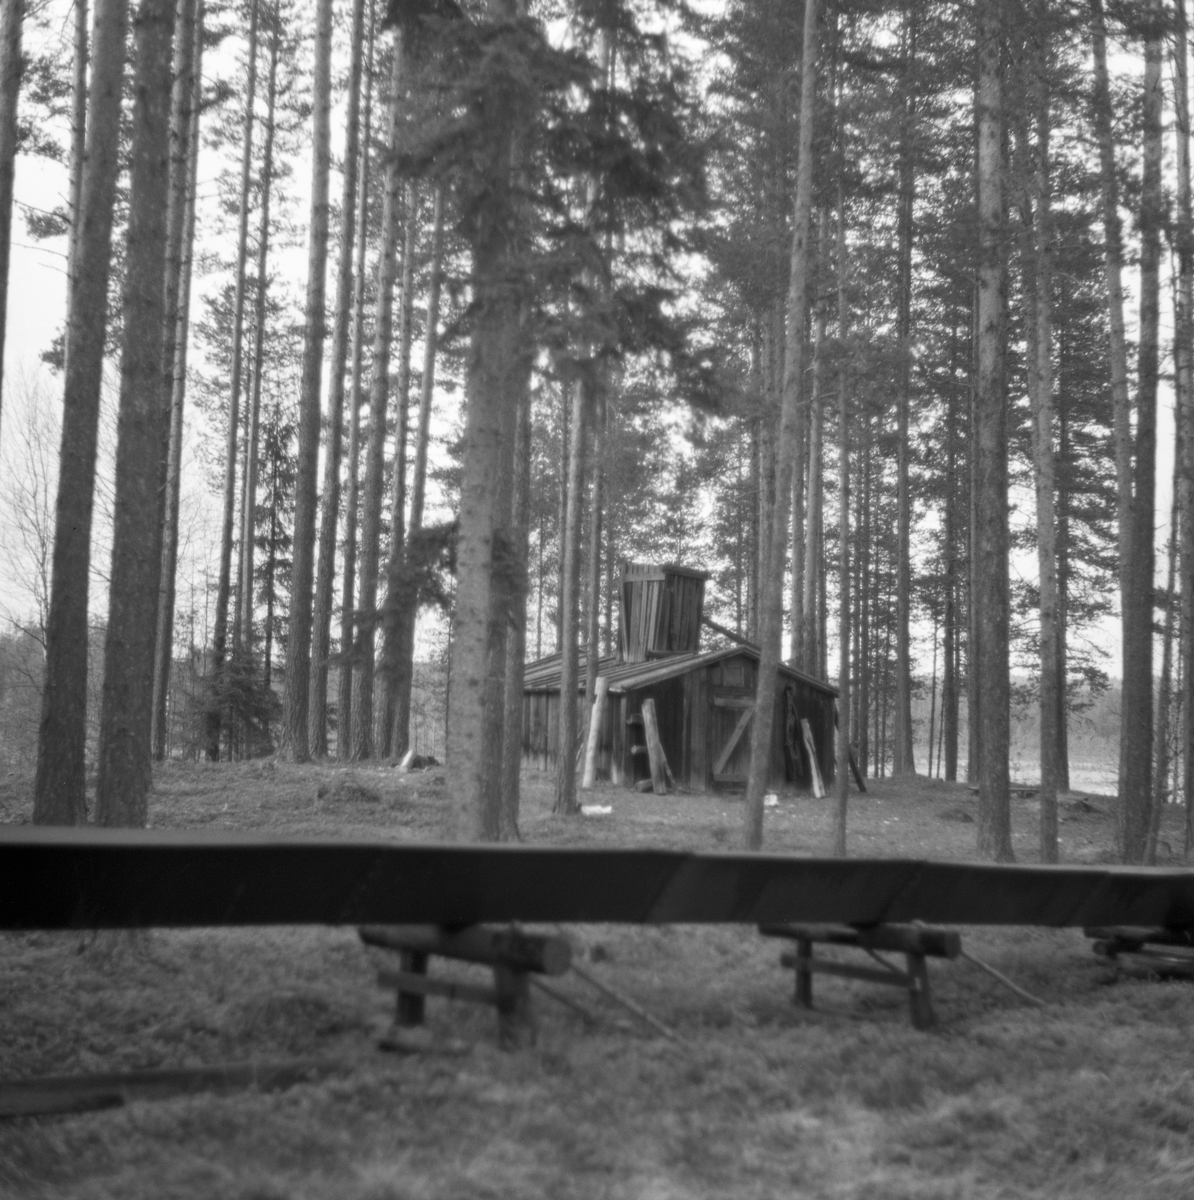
[0,1059,345,1120]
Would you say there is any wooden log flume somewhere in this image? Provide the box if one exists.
[2,828,1194,932]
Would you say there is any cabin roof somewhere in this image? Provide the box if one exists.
[522,646,839,698]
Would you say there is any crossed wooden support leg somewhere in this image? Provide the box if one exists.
[361,924,572,1049]
[760,922,962,1030]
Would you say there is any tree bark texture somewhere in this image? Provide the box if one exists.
[974,0,1013,862]
[744,0,817,850]
[309,0,368,756]
[0,0,24,421]
[65,0,88,308]
[94,0,177,826]
[33,0,130,824]
[447,0,531,838]
[280,0,335,761]
[350,37,404,760]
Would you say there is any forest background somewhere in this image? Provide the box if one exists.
[0,0,1186,861]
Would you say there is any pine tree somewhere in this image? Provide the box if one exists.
[94,0,178,826]
[33,0,130,824]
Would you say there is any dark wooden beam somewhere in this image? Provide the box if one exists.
[3,829,1194,932]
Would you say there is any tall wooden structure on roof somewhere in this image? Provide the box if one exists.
[522,562,839,793]
[619,563,707,661]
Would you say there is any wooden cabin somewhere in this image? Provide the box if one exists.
[522,562,839,792]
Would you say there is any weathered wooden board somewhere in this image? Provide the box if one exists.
[3,829,1194,932]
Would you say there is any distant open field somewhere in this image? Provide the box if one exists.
[2,764,1192,1199]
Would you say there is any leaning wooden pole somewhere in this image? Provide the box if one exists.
[743,0,817,850]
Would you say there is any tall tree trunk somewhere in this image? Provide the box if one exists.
[379,184,418,757]
[351,37,404,761]
[500,377,533,839]
[309,0,368,755]
[833,182,850,856]
[1120,2,1162,861]
[336,6,376,758]
[744,0,817,849]
[379,184,444,758]
[967,282,981,785]
[1031,41,1060,863]
[857,408,871,775]
[1174,0,1194,851]
[892,2,917,775]
[32,0,130,825]
[208,0,260,760]
[801,276,826,676]
[262,422,279,688]
[553,371,588,815]
[280,0,334,761]
[151,0,204,762]
[446,0,530,838]
[478,310,523,837]
[65,0,88,310]
[0,0,24,421]
[555,377,569,650]
[582,388,605,751]
[974,0,1013,862]
[1147,477,1180,863]
[236,10,279,666]
[1015,18,1060,861]
[942,309,960,781]
[94,0,177,826]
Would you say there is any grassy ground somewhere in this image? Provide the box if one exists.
[2,764,1193,1199]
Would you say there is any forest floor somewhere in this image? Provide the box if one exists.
[2,762,1193,1200]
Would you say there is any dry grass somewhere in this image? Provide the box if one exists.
[2,762,1193,1199]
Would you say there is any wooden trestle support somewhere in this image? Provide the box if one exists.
[360,924,573,1048]
[760,923,963,1030]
